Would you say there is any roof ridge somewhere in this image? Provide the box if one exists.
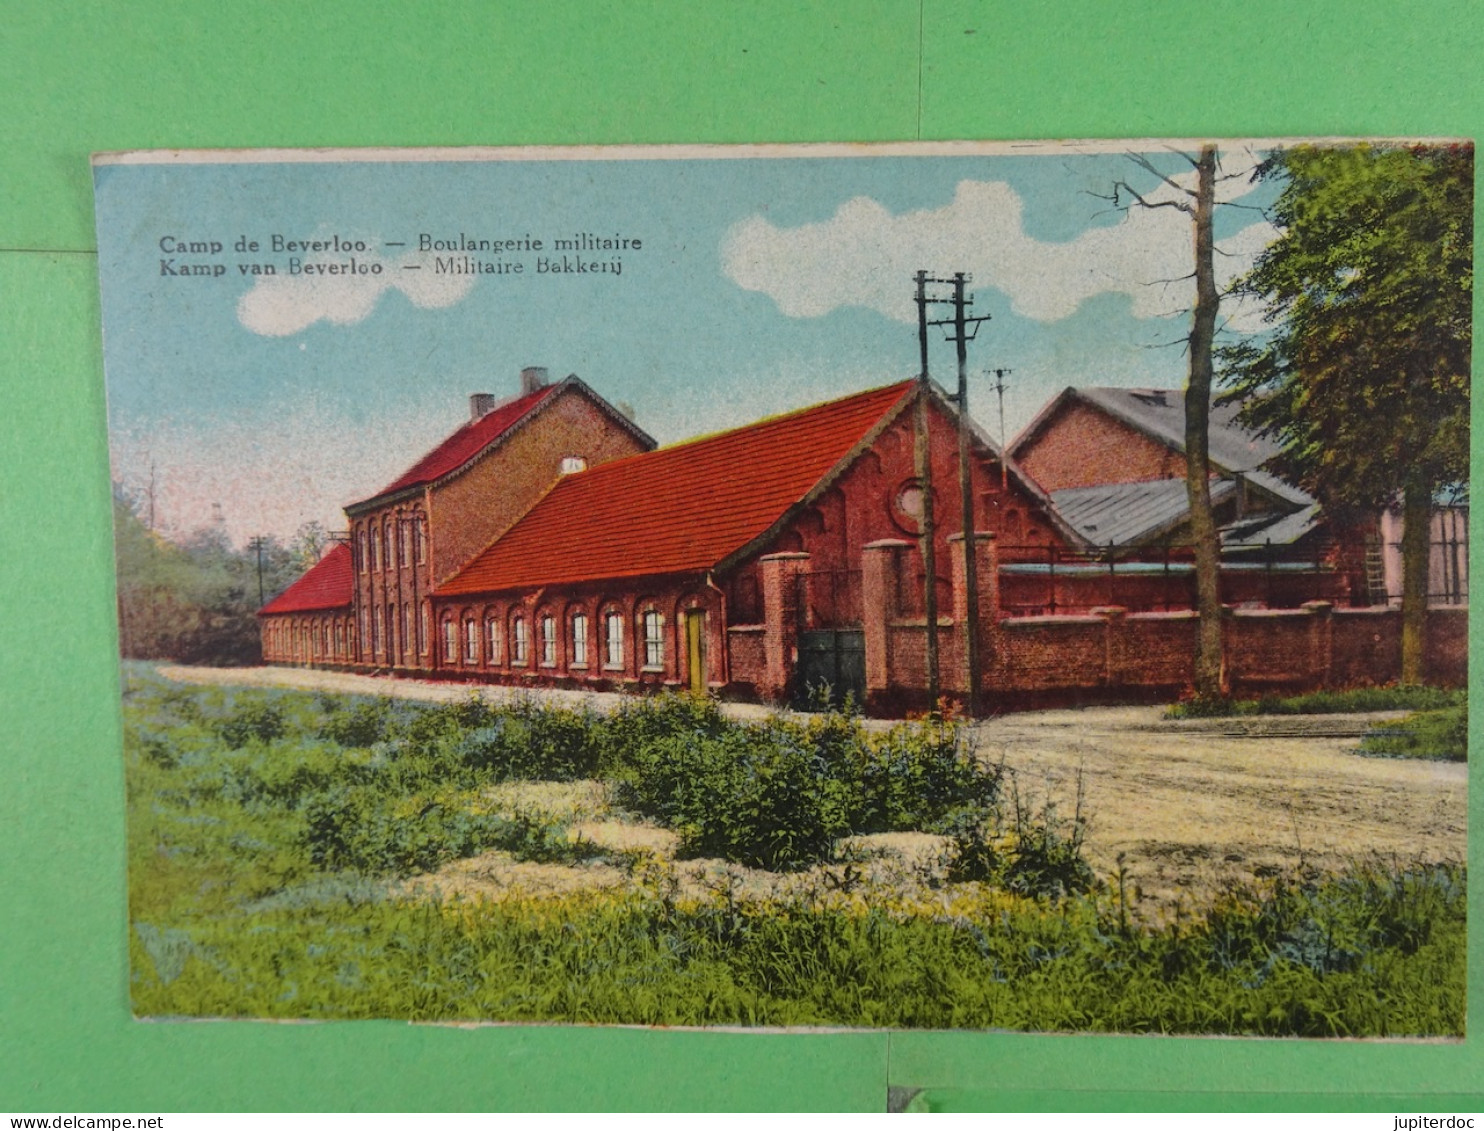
[348,382,560,510]
[436,379,917,597]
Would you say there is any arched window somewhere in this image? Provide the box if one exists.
[356,528,367,573]
[642,610,664,670]
[511,615,529,666]
[486,616,502,665]
[383,526,394,572]
[403,605,414,660]
[539,614,557,667]
[441,615,458,663]
[464,617,479,665]
[372,605,384,655]
[415,518,427,564]
[571,613,589,667]
[419,605,430,655]
[386,602,396,660]
[604,611,624,669]
[370,525,381,571]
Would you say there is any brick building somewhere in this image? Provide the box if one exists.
[259,367,653,668]
[429,378,1072,704]
[260,375,1465,711]
[1006,386,1367,612]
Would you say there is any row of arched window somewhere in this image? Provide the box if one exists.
[353,510,427,575]
[438,605,670,676]
[361,600,430,666]
[263,616,353,663]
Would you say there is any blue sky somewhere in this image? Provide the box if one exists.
[94,142,1279,545]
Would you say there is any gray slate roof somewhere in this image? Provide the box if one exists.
[1075,387,1285,474]
[1221,504,1323,548]
[1050,478,1237,549]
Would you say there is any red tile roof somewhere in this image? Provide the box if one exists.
[259,543,354,615]
[356,384,560,504]
[438,381,916,596]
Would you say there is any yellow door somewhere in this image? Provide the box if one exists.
[685,610,707,695]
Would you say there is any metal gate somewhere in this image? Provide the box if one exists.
[796,628,865,709]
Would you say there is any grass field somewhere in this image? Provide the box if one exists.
[124,665,1465,1034]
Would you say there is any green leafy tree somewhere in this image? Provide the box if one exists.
[112,487,302,664]
[1222,143,1472,683]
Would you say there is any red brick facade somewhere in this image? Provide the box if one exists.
[262,377,1464,713]
[1015,397,1187,491]
[422,383,1076,700]
[260,372,652,670]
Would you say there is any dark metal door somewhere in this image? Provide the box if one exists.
[796,628,866,709]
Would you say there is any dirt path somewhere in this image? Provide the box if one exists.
[158,664,1466,906]
[973,706,1466,905]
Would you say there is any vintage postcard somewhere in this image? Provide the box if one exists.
[94,140,1468,1032]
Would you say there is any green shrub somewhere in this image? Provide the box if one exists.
[1168,684,1466,719]
[596,693,732,777]
[214,697,286,747]
[1358,706,1468,762]
[855,720,1000,833]
[946,780,1096,900]
[618,724,856,870]
[299,786,593,876]
[319,699,393,747]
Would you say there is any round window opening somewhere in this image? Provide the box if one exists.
[890,478,935,533]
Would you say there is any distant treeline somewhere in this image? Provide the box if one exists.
[113,489,325,665]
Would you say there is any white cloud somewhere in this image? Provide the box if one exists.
[721,158,1278,329]
[237,247,476,336]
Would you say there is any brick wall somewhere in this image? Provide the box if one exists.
[862,535,1466,713]
[429,387,649,584]
[1016,399,1186,491]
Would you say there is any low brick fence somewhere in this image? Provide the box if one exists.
[858,533,1466,714]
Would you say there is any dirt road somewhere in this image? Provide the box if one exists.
[158,664,1466,904]
[975,706,1465,904]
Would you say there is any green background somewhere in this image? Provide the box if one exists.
[1,0,1478,1112]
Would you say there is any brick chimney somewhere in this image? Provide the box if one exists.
[520,366,550,395]
[469,392,496,421]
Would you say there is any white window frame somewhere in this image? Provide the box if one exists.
[486,617,502,665]
[539,614,557,668]
[464,618,479,665]
[642,610,664,671]
[604,611,624,670]
[441,617,458,663]
[512,616,529,666]
[571,613,589,667]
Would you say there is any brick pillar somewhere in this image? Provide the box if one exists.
[948,532,1000,698]
[758,552,810,702]
[862,539,911,696]
[1092,606,1127,688]
[1303,600,1334,688]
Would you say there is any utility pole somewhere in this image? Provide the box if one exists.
[145,460,157,531]
[912,271,940,716]
[247,536,268,607]
[929,273,990,716]
[989,368,1012,492]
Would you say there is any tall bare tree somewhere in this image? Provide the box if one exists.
[1106,144,1224,698]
